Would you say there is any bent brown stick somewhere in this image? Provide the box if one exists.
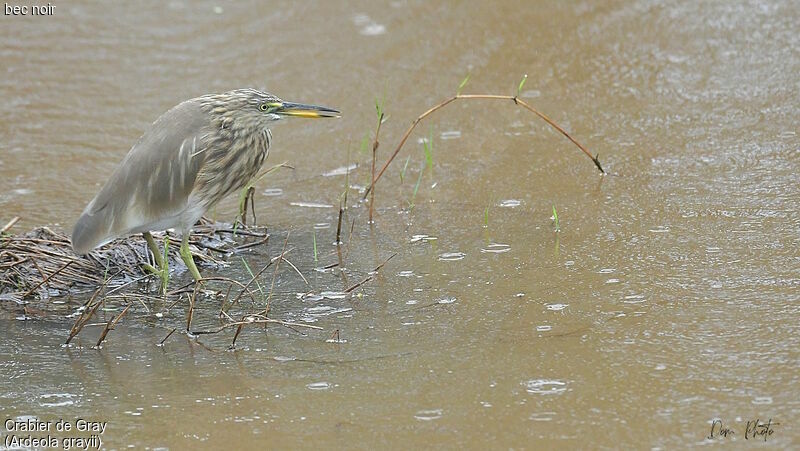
[363,94,604,199]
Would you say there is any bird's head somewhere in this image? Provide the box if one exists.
[205,89,340,130]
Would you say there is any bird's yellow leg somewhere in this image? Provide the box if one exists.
[143,231,166,271]
[179,233,202,282]
[142,232,170,294]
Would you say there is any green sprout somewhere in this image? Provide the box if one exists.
[399,155,411,184]
[241,257,264,298]
[552,204,560,232]
[457,73,471,96]
[423,127,434,174]
[312,228,318,262]
[408,163,425,211]
[517,74,528,98]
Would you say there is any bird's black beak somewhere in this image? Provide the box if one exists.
[276,101,340,118]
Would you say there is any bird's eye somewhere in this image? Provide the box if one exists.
[259,103,269,111]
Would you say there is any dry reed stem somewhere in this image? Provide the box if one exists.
[264,232,291,314]
[228,245,292,309]
[21,260,72,298]
[363,93,604,199]
[281,256,309,287]
[1,217,20,234]
[159,327,177,345]
[193,317,323,336]
[369,112,385,223]
[187,285,200,331]
[344,253,396,293]
[95,303,131,347]
[65,287,106,344]
[335,207,344,245]
[233,234,270,251]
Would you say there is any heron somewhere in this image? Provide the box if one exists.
[71,88,340,281]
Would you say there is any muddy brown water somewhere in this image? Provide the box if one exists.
[1,1,798,449]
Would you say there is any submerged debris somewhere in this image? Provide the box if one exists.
[0,218,267,302]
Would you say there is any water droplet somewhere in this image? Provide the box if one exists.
[360,23,386,36]
[410,234,437,243]
[414,409,443,421]
[438,252,466,261]
[499,199,521,208]
[262,188,283,196]
[290,201,333,208]
[322,163,358,177]
[300,293,324,302]
[529,411,556,421]
[353,14,386,35]
[39,393,76,407]
[523,379,567,395]
[623,294,646,304]
[480,243,511,254]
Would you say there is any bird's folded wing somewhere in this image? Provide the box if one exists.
[72,100,213,253]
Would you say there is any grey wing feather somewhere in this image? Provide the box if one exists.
[72,100,212,254]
